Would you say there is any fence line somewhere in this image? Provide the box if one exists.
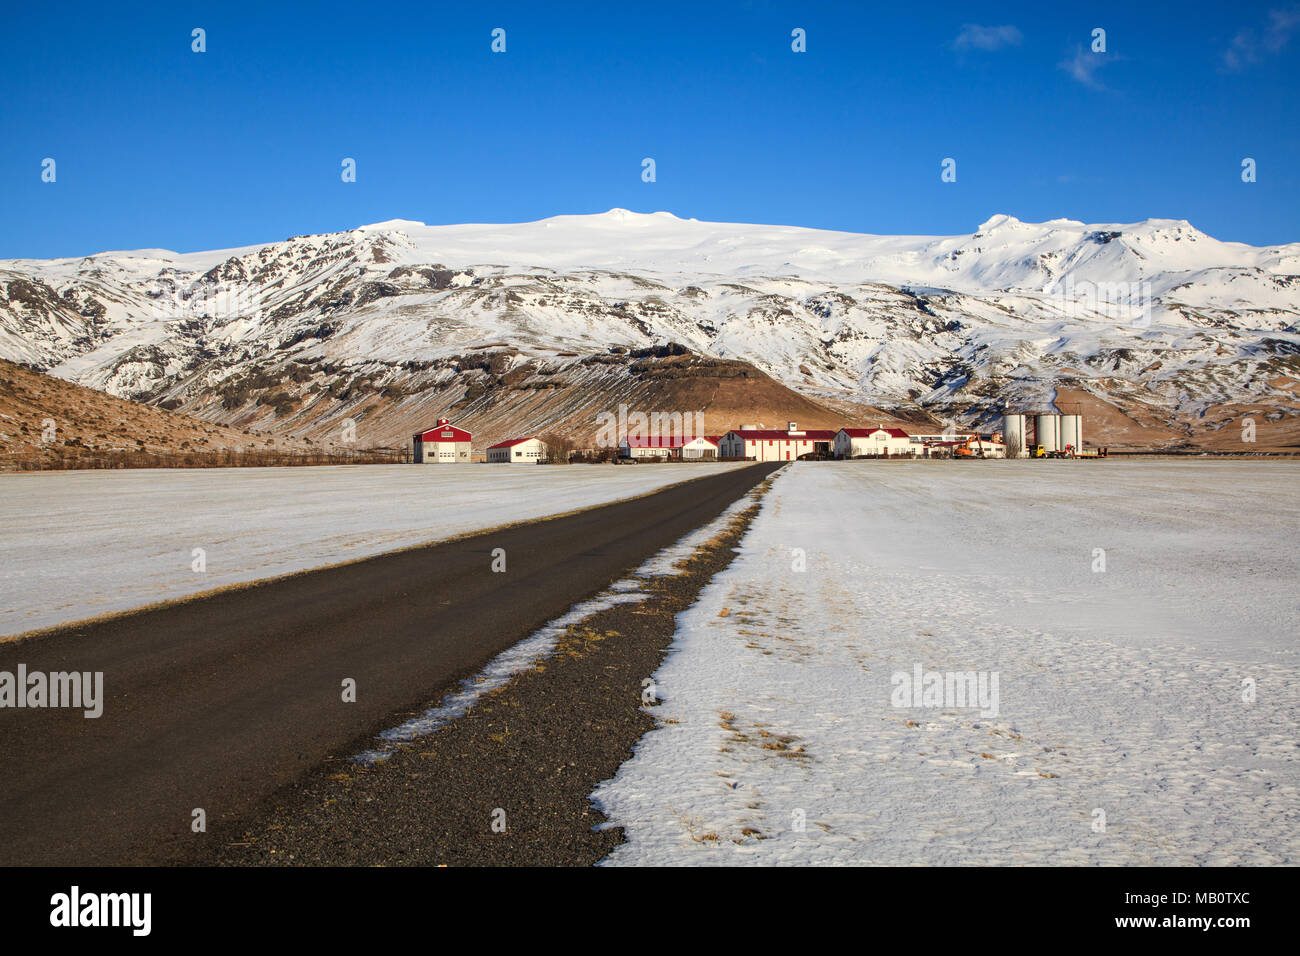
[1,446,411,471]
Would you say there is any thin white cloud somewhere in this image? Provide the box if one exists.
[1059,44,1108,89]
[1222,5,1300,71]
[953,24,1023,52]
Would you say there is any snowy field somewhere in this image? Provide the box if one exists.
[594,459,1300,865]
[0,463,745,637]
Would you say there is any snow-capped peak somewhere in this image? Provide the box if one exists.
[355,219,428,234]
[977,213,1023,232]
[7,211,1295,301]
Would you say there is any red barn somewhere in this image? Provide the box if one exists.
[412,418,472,464]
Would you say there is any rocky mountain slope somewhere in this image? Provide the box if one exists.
[1,210,1297,451]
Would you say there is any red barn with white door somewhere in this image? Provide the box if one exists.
[413,418,472,463]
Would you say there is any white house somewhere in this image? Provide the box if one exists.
[834,427,913,458]
[619,436,677,459]
[680,436,721,459]
[618,434,720,459]
[413,419,472,464]
[487,437,548,463]
[718,424,836,462]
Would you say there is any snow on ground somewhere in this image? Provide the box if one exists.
[0,463,745,638]
[593,459,1300,865]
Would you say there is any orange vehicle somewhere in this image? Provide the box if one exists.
[954,436,1004,458]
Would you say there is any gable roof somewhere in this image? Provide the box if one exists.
[487,437,539,450]
[415,423,472,442]
[839,427,910,439]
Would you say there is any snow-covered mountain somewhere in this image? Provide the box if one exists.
[1,210,1297,450]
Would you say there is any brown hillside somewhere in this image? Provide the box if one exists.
[169,350,913,455]
[1055,385,1300,453]
[0,359,301,468]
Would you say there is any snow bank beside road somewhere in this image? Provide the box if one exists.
[594,460,1300,865]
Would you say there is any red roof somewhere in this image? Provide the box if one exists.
[415,423,472,442]
[487,437,539,450]
[726,429,837,441]
[839,427,910,439]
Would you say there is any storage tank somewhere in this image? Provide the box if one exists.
[1002,414,1028,457]
[1059,415,1083,454]
[1035,414,1061,453]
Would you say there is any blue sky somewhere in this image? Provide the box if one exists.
[2,1,1297,257]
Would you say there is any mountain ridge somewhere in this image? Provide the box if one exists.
[1,211,1297,452]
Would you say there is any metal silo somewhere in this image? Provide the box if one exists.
[1002,414,1028,457]
[1035,414,1061,453]
[1059,415,1083,454]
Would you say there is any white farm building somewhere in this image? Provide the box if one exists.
[718,424,835,462]
[834,427,913,458]
[412,419,472,464]
[617,435,721,459]
[618,436,675,460]
[680,436,721,459]
[487,437,548,463]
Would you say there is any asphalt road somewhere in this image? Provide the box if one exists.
[0,462,781,865]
